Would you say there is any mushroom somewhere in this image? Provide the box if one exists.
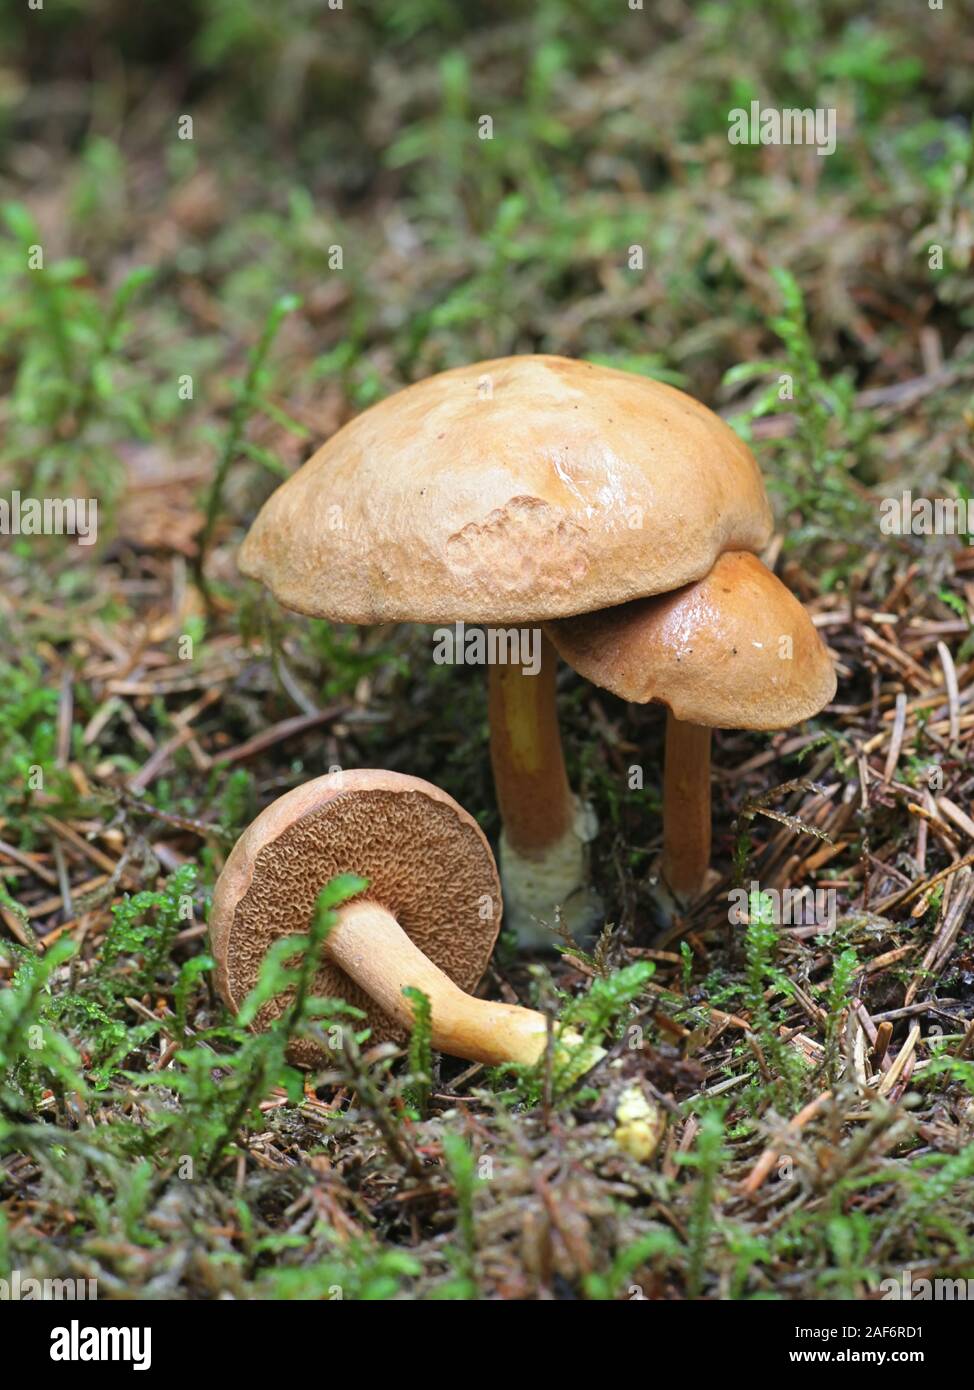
[209,769,554,1067]
[545,552,836,901]
[237,355,773,944]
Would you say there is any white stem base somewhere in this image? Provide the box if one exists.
[499,798,603,949]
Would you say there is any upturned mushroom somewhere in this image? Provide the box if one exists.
[237,355,774,943]
[545,552,836,901]
[210,768,557,1067]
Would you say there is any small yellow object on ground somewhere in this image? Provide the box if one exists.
[614,1083,666,1163]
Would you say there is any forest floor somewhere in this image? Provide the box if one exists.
[1,0,973,1299]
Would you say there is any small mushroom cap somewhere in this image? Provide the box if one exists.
[210,770,502,1066]
[545,552,836,730]
[239,355,773,625]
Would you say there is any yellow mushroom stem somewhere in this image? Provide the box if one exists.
[325,899,550,1066]
[486,629,574,855]
[661,713,712,900]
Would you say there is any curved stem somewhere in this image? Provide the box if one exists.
[325,899,548,1066]
[487,630,573,855]
[661,714,712,899]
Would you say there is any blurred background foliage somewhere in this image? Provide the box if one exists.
[1,0,971,442]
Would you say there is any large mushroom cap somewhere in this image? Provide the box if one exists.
[210,770,502,1065]
[239,355,773,625]
[545,552,836,729]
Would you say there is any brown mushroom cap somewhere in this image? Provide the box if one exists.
[239,355,773,625]
[210,770,502,1065]
[545,552,836,729]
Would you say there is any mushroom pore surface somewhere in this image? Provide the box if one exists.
[216,785,501,1066]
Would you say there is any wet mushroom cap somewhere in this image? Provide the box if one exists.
[209,770,502,1067]
[239,355,773,625]
[545,551,836,729]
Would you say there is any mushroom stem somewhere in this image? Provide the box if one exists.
[486,630,599,945]
[326,899,548,1066]
[661,714,712,899]
[487,630,574,853]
